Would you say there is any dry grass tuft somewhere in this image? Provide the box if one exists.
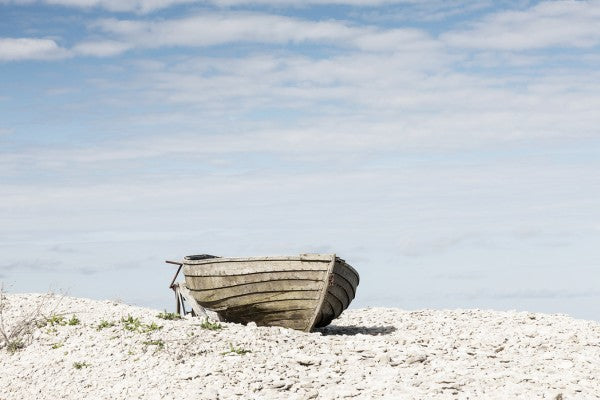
[0,286,65,353]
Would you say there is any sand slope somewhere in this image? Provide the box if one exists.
[1,293,599,399]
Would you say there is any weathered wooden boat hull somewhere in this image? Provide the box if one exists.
[182,254,359,331]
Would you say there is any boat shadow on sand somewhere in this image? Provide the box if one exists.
[317,325,397,336]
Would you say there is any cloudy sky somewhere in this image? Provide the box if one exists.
[1,0,599,320]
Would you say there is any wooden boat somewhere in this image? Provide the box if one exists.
[174,253,359,332]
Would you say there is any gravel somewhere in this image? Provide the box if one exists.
[2,293,600,399]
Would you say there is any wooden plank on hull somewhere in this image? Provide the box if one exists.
[325,292,344,316]
[185,270,327,288]
[335,258,360,284]
[209,299,318,313]
[315,301,336,328]
[222,308,314,325]
[327,284,350,309]
[332,272,357,300]
[199,290,321,308]
[333,261,360,289]
[188,280,323,302]
[183,260,330,276]
[320,299,334,317]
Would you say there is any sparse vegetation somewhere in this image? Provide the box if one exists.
[143,322,162,332]
[222,343,251,355]
[96,320,116,331]
[143,339,165,350]
[0,287,64,353]
[121,315,142,331]
[157,311,181,320]
[73,361,90,369]
[199,319,222,331]
[121,315,163,333]
[45,314,67,327]
[51,342,64,349]
[7,339,25,353]
[39,313,79,327]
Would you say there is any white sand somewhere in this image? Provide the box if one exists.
[1,293,599,399]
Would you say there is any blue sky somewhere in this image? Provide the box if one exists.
[1,0,600,320]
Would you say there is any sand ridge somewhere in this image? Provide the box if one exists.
[1,293,599,399]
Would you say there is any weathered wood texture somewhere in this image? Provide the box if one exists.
[312,257,360,328]
[181,254,359,331]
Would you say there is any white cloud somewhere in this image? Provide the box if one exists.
[72,40,131,56]
[93,13,359,48]
[51,0,199,13]
[0,0,425,13]
[442,1,600,50]
[0,0,197,13]
[353,28,439,52]
[0,38,69,61]
[354,1,495,23]
[85,12,440,55]
[95,49,598,146]
[208,0,417,5]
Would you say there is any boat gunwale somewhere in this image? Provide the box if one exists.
[184,269,328,278]
[182,254,333,265]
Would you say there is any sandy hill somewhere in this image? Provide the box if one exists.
[1,293,599,399]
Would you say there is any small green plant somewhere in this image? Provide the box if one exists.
[51,342,64,349]
[73,361,90,369]
[157,311,181,320]
[120,315,162,333]
[143,339,165,350]
[45,315,66,327]
[41,313,79,328]
[7,340,25,354]
[199,319,222,331]
[222,343,251,355]
[36,320,48,328]
[142,322,163,333]
[96,320,116,331]
[121,315,142,331]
